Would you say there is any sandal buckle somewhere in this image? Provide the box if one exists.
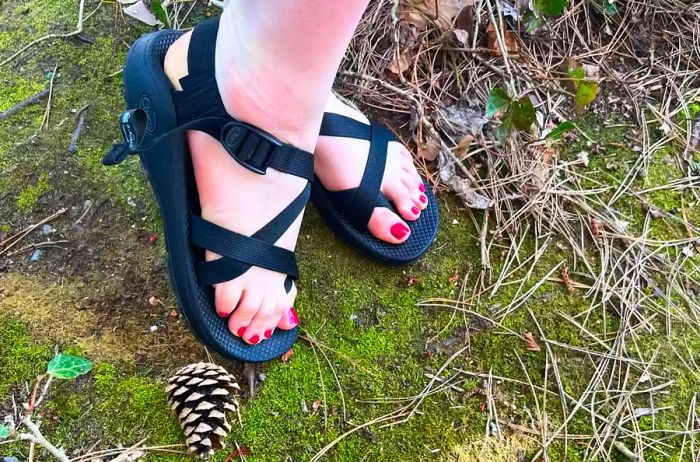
[221,121,282,175]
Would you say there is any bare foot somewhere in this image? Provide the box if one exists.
[314,94,428,243]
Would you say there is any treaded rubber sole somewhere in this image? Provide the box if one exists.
[122,29,297,363]
[311,175,439,265]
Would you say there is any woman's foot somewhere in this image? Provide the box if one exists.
[313,94,428,243]
[163,31,308,345]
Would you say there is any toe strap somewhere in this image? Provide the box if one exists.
[319,113,394,231]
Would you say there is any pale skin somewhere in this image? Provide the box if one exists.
[162,0,428,345]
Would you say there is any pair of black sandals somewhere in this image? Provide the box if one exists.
[104,18,439,363]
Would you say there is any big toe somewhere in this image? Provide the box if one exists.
[367,207,411,244]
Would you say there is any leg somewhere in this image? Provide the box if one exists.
[163,0,369,345]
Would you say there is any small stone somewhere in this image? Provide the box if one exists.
[148,295,160,306]
[169,309,179,318]
[257,373,266,382]
[30,249,43,262]
[41,224,55,234]
[150,325,158,332]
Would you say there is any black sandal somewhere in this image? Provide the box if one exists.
[312,114,439,264]
[103,20,312,362]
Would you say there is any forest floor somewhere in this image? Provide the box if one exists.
[1,1,699,461]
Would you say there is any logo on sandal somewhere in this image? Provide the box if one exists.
[140,95,156,133]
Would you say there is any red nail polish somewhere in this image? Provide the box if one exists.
[289,307,299,326]
[419,195,427,204]
[249,335,260,344]
[411,206,420,215]
[419,183,426,193]
[390,223,410,239]
[217,311,228,318]
[237,327,246,337]
[264,329,272,339]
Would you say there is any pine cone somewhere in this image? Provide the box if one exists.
[166,362,241,458]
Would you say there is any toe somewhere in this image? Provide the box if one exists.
[384,182,421,221]
[243,296,279,344]
[275,283,299,331]
[367,207,411,244]
[277,305,300,330]
[228,289,263,339]
[214,280,243,319]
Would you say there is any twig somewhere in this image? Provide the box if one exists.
[40,65,58,130]
[0,89,49,121]
[0,208,67,256]
[68,103,91,154]
[0,0,90,68]
[17,416,69,462]
[5,240,68,258]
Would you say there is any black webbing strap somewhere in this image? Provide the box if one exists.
[197,184,310,285]
[319,112,372,140]
[191,215,300,279]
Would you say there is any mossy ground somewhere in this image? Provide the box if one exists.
[0,1,698,461]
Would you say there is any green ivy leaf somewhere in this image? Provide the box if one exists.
[496,115,513,142]
[0,424,9,439]
[575,81,599,112]
[47,354,93,379]
[151,1,170,28]
[545,121,575,140]
[510,97,536,131]
[690,160,700,176]
[533,0,569,16]
[486,88,512,118]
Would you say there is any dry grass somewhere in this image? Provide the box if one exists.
[330,0,700,460]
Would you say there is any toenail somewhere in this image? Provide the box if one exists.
[264,329,273,339]
[289,307,299,326]
[390,223,410,240]
[237,326,246,337]
[217,311,228,318]
[411,206,420,215]
[419,183,426,193]
[419,195,427,204]
[249,335,260,344]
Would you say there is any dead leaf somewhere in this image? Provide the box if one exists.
[437,150,493,210]
[523,332,540,351]
[122,0,162,26]
[454,135,474,160]
[281,348,294,363]
[448,269,461,285]
[148,295,159,306]
[416,130,442,161]
[387,53,411,75]
[225,447,251,460]
[455,3,475,31]
[401,0,472,30]
[311,400,321,412]
[486,23,518,56]
[438,98,487,141]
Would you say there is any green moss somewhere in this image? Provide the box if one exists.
[0,318,52,400]
[15,171,48,212]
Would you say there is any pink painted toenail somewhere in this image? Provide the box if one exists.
[289,307,299,326]
[390,223,410,240]
[419,183,426,193]
[411,206,420,215]
[264,329,273,339]
[237,327,246,337]
[217,311,228,318]
[419,195,427,204]
[249,335,260,344]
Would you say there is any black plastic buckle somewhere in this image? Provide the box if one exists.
[119,109,147,151]
[221,121,282,175]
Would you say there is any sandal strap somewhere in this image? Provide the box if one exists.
[319,113,393,230]
[197,185,310,285]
